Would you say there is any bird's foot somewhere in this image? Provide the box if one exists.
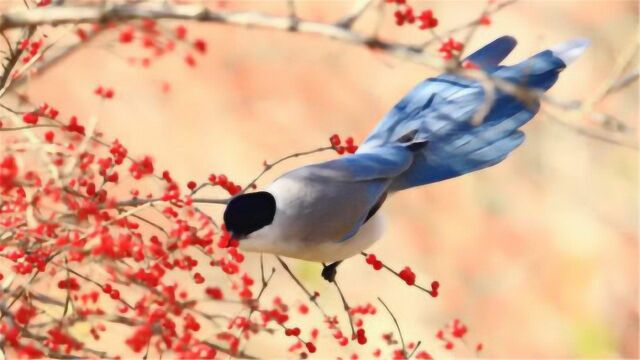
[321,261,342,283]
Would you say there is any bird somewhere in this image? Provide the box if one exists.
[223,36,589,282]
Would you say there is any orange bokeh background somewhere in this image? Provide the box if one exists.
[6,0,638,358]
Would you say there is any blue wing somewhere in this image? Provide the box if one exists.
[291,145,412,242]
[303,144,413,182]
[359,36,588,191]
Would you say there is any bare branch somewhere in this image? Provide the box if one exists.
[336,0,375,29]
[275,256,328,318]
[240,146,333,195]
[332,277,356,339]
[0,2,442,69]
[422,0,519,48]
[361,252,438,297]
[604,69,638,97]
[378,297,407,358]
[11,26,102,90]
[0,26,35,92]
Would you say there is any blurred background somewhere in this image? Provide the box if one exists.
[13,0,638,358]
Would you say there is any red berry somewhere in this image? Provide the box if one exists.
[22,112,39,124]
[418,9,438,30]
[305,342,316,353]
[175,25,187,39]
[193,39,207,54]
[187,181,197,190]
[345,137,354,146]
[329,134,341,147]
[185,54,196,67]
[356,328,367,344]
[365,254,377,264]
[76,28,88,41]
[103,283,112,294]
[431,280,439,290]
[399,267,416,285]
[205,287,223,300]
[463,60,480,70]
[193,272,205,284]
[48,108,59,119]
[44,131,54,143]
[110,289,120,300]
[119,27,134,43]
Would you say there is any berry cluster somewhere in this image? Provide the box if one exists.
[0,7,497,358]
[387,0,439,30]
[398,266,416,285]
[113,20,210,70]
[18,38,44,64]
[365,253,384,270]
[438,38,465,60]
[94,86,115,99]
[435,318,483,353]
[329,134,358,154]
[363,253,439,297]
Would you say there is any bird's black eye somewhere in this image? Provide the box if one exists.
[224,191,276,238]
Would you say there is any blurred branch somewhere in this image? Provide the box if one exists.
[275,256,328,318]
[455,66,639,149]
[331,276,356,339]
[422,0,518,48]
[239,145,333,195]
[10,26,102,90]
[604,69,638,97]
[0,2,442,69]
[0,0,635,150]
[336,0,375,29]
[0,26,35,93]
[585,40,638,108]
[543,108,638,149]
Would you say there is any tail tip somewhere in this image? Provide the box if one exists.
[550,38,590,66]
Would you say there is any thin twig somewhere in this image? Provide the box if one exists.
[275,256,328,318]
[0,25,35,93]
[422,0,519,49]
[336,0,374,29]
[378,297,407,358]
[407,340,423,359]
[332,277,356,340]
[240,146,333,195]
[361,252,437,296]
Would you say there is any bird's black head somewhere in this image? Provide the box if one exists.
[223,191,276,239]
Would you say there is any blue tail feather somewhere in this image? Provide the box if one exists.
[358,36,589,191]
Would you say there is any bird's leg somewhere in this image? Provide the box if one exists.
[321,261,342,283]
